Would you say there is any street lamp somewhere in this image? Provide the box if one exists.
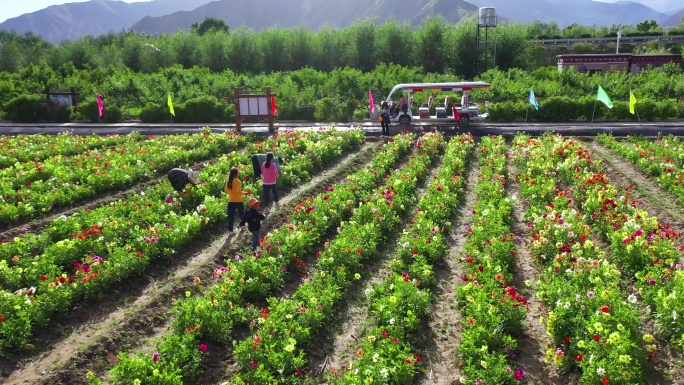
[616,31,622,54]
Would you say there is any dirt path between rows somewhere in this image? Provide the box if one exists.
[2,140,382,385]
[313,153,447,383]
[506,145,573,385]
[414,145,479,385]
[582,138,684,234]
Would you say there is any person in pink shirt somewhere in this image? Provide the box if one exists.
[261,152,280,209]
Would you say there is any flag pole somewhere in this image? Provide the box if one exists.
[636,108,641,124]
[525,106,529,123]
[591,100,597,124]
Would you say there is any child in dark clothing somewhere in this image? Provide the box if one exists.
[244,198,266,251]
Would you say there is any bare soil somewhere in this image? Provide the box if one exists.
[1,141,382,385]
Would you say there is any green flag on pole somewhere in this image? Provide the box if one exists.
[596,85,613,109]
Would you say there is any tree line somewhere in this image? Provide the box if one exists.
[1,16,682,79]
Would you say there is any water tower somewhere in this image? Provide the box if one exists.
[476,7,497,74]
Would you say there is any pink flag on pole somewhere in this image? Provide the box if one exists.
[368,89,375,114]
[97,94,104,117]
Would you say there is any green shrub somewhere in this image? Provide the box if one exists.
[140,103,170,123]
[77,99,123,123]
[5,95,47,123]
[174,96,224,123]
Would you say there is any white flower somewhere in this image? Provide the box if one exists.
[380,368,389,378]
[596,367,605,376]
[627,294,637,303]
[372,353,379,362]
[389,317,395,325]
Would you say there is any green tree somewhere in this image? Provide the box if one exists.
[416,16,449,74]
[191,17,230,36]
[376,19,415,67]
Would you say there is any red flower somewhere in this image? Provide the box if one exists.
[478,265,484,272]
[600,305,610,313]
[412,249,418,255]
[575,354,583,362]
[0,315,4,322]
[602,376,609,385]
[199,344,208,351]
[392,337,398,344]
[59,277,66,283]
[382,329,388,338]
[593,333,600,342]
[356,249,362,254]
[261,308,269,320]
[40,275,47,281]
[405,359,412,364]
[563,336,570,344]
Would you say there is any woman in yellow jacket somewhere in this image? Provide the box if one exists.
[224,167,246,235]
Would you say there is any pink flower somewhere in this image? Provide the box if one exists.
[587,291,595,299]
[152,352,160,362]
[513,368,524,381]
[199,344,208,351]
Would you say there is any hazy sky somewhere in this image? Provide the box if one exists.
[0,0,681,24]
[593,0,682,13]
[0,0,148,23]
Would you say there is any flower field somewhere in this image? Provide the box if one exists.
[0,130,683,385]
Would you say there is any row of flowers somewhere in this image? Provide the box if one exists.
[107,133,416,384]
[0,129,364,355]
[328,134,475,384]
[556,134,684,352]
[0,131,248,290]
[228,132,444,384]
[0,132,133,169]
[456,135,527,384]
[512,133,648,384]
[597,133,684,204]
[0,131,248,225]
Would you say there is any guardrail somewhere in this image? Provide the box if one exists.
[533,35,684,45]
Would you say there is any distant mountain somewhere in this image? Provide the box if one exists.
[0,0,215,44]
[663,7,684,27]
[467,0,668,27]
[130,0,481,34]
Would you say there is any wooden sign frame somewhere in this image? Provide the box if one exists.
[233,87,276,132]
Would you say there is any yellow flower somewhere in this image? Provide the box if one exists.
[480,360,488,369]
[594,322,603,331]
[367,335,376,343]
[643,334,655,343]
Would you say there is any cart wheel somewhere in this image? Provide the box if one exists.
[459,115,470,126]
[399,115,411,125]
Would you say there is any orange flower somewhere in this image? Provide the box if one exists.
[356,348,364,357]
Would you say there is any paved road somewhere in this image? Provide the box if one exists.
[0,120,683,137]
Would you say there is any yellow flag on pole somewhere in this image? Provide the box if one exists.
[168,93,175,116]
[629,92,637,115]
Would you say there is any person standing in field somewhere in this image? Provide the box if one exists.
[380,101,391,136]
[261,152,280,210]
[244,198,266,251]
[167,167,200,192]
[224,167,246,235]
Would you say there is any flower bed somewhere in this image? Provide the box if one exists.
[454,135,528,384]
[0,131,248,225]
[0,132,135,169]
[107,133,415,384]
[597,133,684,205]
[512,133,649,384]
[329,133,475,384]
[228,132,444,384]
[0,129,364,355]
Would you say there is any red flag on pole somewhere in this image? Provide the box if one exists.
[97,94,104,117]
[271,95,277,115]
